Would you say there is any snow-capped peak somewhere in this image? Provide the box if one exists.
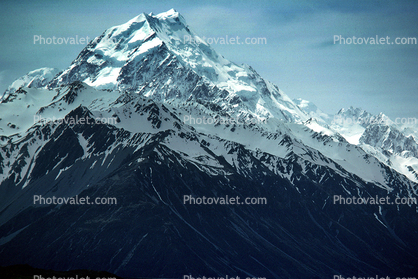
[155,8,181,20]
[293,98,330,123]
[1,67,60,103]
[47,9,308,123]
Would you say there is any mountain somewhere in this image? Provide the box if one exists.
[361,123,418,157]
[48,9,308,123]
[291,102,418,183]
[1,67,61,103]
[293,97,330,124]
[0,9,418,279]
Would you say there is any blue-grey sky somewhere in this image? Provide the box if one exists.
[1,0,417,119]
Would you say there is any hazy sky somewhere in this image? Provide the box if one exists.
[1,0,417,119]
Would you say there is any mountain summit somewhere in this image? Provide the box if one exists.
[48,9,308,123]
